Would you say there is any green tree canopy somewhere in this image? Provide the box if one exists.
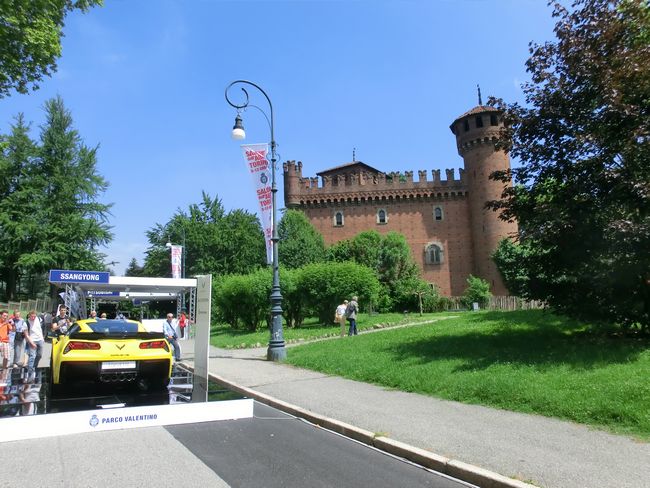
[489,0,650,328]
[278,209,325,269]
[143,192,266,278]
[0,0,102,97]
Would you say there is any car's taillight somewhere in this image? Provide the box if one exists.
[139,340,169,352]
[63,341,101,354]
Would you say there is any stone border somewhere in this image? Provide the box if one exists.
[206,370,536,488]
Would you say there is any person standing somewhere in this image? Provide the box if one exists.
[51,307,70,336]
[178,311,188,339]
[11,310,27,367]
[88,310,97,320]
[25,311,45,374]
[335,300,348,338]
[346,296,359,336]
[163,313,181,362]
[0,310,11,369]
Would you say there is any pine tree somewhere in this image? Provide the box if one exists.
[20,96,113,277]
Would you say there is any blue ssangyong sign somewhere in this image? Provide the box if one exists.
[49,270,110,284]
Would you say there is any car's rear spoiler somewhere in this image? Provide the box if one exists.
[68,331,166,340]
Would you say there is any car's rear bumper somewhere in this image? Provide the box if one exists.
[58,359,171,384]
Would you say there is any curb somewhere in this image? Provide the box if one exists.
[205,370,536,488]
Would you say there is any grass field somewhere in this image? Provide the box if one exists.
[285,310,650,439]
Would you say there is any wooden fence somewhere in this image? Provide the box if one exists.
[0,297,53,314]
[442,296,545,312]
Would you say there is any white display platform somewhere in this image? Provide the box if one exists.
[0,398,254,443]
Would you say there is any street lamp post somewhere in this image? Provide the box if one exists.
[225,80,286,361]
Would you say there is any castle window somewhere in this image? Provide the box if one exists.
[433,206,444,221]
[376,209,388,225]
[425,243,444,265]
[463,120,470,132]
[475,115,484,128]
[490,114,498,126]
[334,211,344,227]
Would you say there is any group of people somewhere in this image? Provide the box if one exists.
[0,309,46,375]
[335,296,359,337]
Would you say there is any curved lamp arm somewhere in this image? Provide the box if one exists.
[225,80,275,147]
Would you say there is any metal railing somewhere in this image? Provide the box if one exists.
[0,297,53,313]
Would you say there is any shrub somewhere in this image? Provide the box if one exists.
[296,261,381,323]
[461,275,492,309]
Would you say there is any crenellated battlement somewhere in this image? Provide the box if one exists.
[284,161,466,203]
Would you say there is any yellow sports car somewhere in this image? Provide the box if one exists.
[50,318,172,390]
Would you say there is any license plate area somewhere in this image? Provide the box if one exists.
[101,361,136,370]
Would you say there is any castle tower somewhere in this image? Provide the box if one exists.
[283,160,303,207]
[450,94,517,295]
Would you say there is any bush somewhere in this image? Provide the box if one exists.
[296,261,381,323]
[213,272,268,331]
[461,275,492,309]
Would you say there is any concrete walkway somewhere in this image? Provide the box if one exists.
[182,335,650,488]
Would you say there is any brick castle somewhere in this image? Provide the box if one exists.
[283,100,517,296]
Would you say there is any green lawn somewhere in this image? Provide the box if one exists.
[210,312,455,348]
[285,310,650,439]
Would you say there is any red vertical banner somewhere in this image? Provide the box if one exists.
[171,245,182,279]
[241,143,273,264]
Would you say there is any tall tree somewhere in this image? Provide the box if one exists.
[0,0,102,97]
[278,209,325,269]
[489,0,650,327]
[20,96,112,277]
[0,114,38,298]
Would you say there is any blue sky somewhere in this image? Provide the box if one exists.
[0,0,556,275]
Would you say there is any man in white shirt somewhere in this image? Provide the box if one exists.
[26,310,45,373]
[162,313,181,362]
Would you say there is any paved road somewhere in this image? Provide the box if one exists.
[167,402,473,488]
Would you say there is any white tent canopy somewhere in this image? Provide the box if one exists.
[49,270,198,321]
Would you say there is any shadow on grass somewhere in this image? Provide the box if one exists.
[386,310,650,371]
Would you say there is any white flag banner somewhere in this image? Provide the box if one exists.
[241,143,273,264]
[171,245,183,279]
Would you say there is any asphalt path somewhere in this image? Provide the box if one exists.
[166,401,474,488]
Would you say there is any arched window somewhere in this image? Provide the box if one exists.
[433,206,444,221]
[376,208,388,225]
[425,243,443,264]
[334,211,344,227]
